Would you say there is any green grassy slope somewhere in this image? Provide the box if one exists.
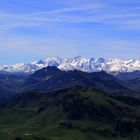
[0,86,140,140]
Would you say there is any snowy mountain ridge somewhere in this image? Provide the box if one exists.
[0,56,140,74]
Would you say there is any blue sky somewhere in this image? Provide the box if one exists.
[0,0,140,64]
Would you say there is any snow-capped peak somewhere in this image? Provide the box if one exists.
[0,56,140,74]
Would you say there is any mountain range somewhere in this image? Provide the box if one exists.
[0,56,140,75]
[0,60,140,140]
[20,66,132,94]
[0,66,140,106]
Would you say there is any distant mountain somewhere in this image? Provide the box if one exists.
[0,73,27,105]
[113,70,140,80]
[0,86,140,140]
[0,67,139,139]
[0,66,139,105]
[20,66,134,94]
[0,56,140,74]
[127,78,140,92]
[0,81,13,105]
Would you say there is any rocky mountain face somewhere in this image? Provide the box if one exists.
[0,56,140,74]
